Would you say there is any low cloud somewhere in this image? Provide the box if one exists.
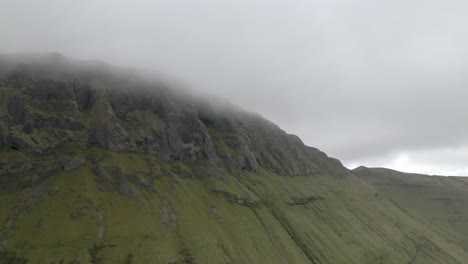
[1,0,467,175]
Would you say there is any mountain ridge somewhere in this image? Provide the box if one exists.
[0,52,346,177]
[1,54,468,264]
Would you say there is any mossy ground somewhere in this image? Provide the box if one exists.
[2,150,468,263]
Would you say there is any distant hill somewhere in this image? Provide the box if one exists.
[1,53,467,263]
[354,166,468,256]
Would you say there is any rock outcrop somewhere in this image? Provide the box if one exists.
[2,54,468,264]
[0,54,345,177]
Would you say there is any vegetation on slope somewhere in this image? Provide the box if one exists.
[355,167,468,256]
[3,148,468,263]
[0,54,467,263]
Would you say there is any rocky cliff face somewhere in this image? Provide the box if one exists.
[1,54,468,264]
[0,53,345,178]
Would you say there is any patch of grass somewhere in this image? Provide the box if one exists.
[2,149,468,263]
[0,251,28,264]
[206,128,238,157]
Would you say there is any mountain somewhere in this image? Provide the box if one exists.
[0,53,467,264]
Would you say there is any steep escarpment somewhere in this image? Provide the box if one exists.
[1,54,468,264]
[0,53,343,178]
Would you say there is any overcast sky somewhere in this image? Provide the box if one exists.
[1,0,467,175]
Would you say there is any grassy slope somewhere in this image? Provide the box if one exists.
[1,58,467,263]
[2,151,468,263]
[356,168,468,254]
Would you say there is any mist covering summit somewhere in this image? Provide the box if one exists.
[0,54,467,264]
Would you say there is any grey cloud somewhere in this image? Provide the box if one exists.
[1,0,467,174]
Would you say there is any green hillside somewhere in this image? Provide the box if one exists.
[354,167,468,255]
[1,54,467,263]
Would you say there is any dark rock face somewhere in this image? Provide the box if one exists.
[0,55,346,177]
[7,95,26,124]
[88,122,131,151]
[73,83,93,110]
[199,108,345,176]
[164,111,218,162]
